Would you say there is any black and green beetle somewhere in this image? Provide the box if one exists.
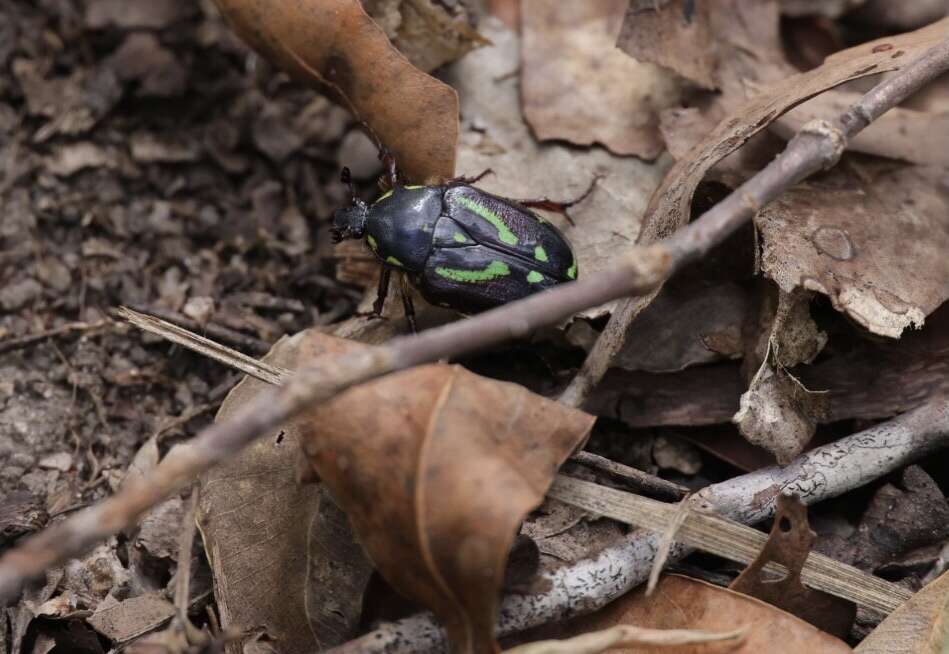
[332,161,593,330]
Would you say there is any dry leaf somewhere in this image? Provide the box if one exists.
[781,0,866,18]
[642,17,949,249]
[87,593,175,643]
[521,0,682,158]
[856,571,949,653]
[591,298,949,433]
[617,0,719,89]
[296,333,594,653]
[446,17,671,318]
[540,574,849,654]
[211,0,458,181]
[361,0,486,73]
[853,0,949,30]
[196,333,334,654]
[305,484,375,646]
[734,363,828,464]
[734,289,829,463]
[729,494,855,637]
[826,466,949,574]
[775,91,949,166]
[569,281,750,373]
[619,0,788,98]
[756,160,949,338]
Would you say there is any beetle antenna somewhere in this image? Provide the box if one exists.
[340,166,356,203]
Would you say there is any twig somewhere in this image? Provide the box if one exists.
[124,304,272,355]
[0,319,113,355]
[558,296,650,408]
[502,623,747,654]
[329,398,948,654]
[1,37,948,606]
[567,452,687,501]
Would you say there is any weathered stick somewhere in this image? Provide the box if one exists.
[1,37,948,605]
[0,319,113,355]
[330,398,949,654]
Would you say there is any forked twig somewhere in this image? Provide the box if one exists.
[1,37,948,608]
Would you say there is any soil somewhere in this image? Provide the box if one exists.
[0,0,365,511]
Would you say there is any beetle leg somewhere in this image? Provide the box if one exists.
[398,273,419,334]
[510,174,602,226]
[444,168,494,186]
[372,266,391,316]
[379,148,401,189]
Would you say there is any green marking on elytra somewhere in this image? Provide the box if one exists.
[386,256,404,267]
[435,260,510,283]
[456,196,518,246]
[367,234,378,251]
[526,270,544,284]
[375,189,394,203]
[404,185,425,190]
[566,259,577,280]
[453,232,468,243]
[534,246,548,262]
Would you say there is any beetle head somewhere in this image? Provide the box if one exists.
[331,199,369,242]
[331,166,369,243]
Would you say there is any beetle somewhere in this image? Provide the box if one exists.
[331,157,594,331]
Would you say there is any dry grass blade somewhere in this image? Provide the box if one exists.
[549,475,911,614]
[504,624,747,654]
[116,307,290,386]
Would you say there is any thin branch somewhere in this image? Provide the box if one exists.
[0,319,113,355]
[568,452,688,501]
[1,37,948,605]
[558,296,649,408]
[329,398,949,654]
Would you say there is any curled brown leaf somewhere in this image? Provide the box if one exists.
[296,333,594,653]
[212,0,458,181]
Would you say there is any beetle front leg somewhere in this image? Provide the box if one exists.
[380,149,401,189]
[398,273,418,334]
[372,266,392,316]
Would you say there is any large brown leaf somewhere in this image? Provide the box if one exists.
[211,0,458,181]
[521,0,682,158]
[296,333,594,653]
